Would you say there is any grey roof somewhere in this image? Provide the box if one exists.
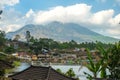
[9,65,76,80]
[0,60,13,69]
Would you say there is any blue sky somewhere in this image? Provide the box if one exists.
[7,0,120,14]
[0,0,120,38]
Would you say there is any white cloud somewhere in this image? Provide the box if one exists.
[89,9,114,25]
[107,29,120,35]
[5,24,21,32]
[25,9,35,18]
[0,0,19,6]
[0,8,36,32]
[0,0,20,32]
[0,8,24,32]
[108,14,120,26]
[34,4,92,24]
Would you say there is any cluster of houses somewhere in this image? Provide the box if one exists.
[12,47,99,65]
[5,40,99,65]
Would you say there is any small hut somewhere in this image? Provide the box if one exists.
[9,65,76,80]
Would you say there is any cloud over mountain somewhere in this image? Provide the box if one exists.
[0,3,120,39]
[31,4,120,38]
[6,22,119,43]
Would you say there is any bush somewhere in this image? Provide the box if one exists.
[12,61,20,67]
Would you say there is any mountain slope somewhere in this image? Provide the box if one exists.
[6,22,119,43]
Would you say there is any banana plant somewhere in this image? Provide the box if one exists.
[96,43,111,78]
[84,48,101,80]
[108,42,120,79]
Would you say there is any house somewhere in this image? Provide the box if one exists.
[9,65,76,80]
[31,55,38,61]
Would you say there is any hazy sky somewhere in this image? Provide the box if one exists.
[0,0,120,38]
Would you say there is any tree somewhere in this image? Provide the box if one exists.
[25,31,31,43]
[29,41,42,55]
[0,10,2,19]
[0,30,6,47]
[108,42,120,79]
[4,46,15,54]
[13,34,20,41]
[84,49,101,80]
[0,69,5,76]
[0,10,2,15]
[56,68,64,74]
[65,68,75,78]
[96,43,110,78]
[84,42,120,80]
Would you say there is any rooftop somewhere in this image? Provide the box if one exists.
[9,65,76,80]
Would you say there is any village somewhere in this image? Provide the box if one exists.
[12,47,98,65]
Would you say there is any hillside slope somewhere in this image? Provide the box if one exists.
[6,22,119,43]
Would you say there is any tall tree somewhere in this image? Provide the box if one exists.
[25,31,31,43]
[0,10,2,19]
[0,10,2,15]
[0,30,6,47]
[13,34,20,41]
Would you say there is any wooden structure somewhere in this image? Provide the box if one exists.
[9,65,76,80]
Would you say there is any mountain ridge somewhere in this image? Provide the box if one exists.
[6,22,119,43]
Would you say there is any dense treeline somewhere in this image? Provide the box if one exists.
[0,30,114,54]
[28,36,113,51]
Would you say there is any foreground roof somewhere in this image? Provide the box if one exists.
[9,65,76,80]
[0,60,13,69]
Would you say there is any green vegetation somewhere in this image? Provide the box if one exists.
[0,30,6,51]
[28,36,113,55]
[4,46,16,54]
[12,61,20,67]
[56,68,79,80]
[108,42,120,79]
[56,68,64,74]
[0,69,5,76]
[84,42,120,80]
[84,49,101,80]
[0,76,11,80]
[65,68,76,78]
[0,30,113,55]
